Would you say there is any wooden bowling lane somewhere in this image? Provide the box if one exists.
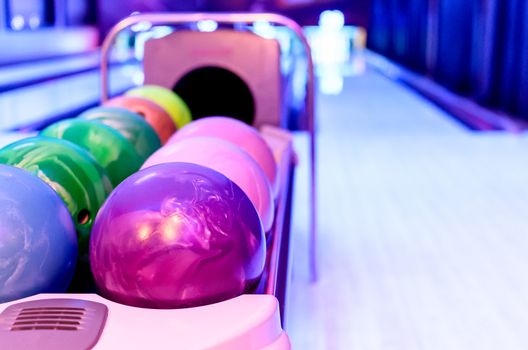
[287,67,528,349]
[0,64,139,131]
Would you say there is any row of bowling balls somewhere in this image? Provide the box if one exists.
[0,85,279,309]
[1,85,189,255]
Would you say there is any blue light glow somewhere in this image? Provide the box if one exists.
[131,21,152,33]
[253,21,276,39]
[197,20,218,32]
[319,10,345,30]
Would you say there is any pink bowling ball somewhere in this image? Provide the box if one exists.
[90,163,265,309]
[105,96,176,145]
[142,137,275,232]
[167,117,278,197]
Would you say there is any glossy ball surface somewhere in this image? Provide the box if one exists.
[105,96,176,144]
[168,116,279,196]
[40,119,143,187]
[0,137,113,253]
[90,162,265,309]
[0,164,77,302]
[79,106,161,161]
[142,137,274,232]
[126,85,192,128]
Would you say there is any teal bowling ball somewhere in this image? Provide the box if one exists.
[40,119,143,187]
[79,106,161,161]
[0,137,113,254]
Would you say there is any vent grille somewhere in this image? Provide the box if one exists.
[10,307,86,331]
[0,298,108,350]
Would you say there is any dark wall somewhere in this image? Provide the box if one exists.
[367,0,528,121]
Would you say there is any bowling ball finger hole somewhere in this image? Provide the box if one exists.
[136,111,146,118]
[77,209,91,225]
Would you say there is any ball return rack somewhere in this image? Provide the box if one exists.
[0,12,317,349]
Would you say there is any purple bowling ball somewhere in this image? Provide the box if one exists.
[89,162,265,309]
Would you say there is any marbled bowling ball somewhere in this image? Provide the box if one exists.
[0,137,113,254]
[79,106,161,161]
[0,165,77,302]
[40,119,143,187]
[90,162,265,309]
[142,137,275,233]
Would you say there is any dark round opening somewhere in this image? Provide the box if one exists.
[77,209,91,225]
[173,66,255,125]
[136,111,146,117]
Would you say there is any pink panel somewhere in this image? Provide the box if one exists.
[143,30,283,128]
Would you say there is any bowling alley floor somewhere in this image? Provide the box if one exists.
[287,65,528,349]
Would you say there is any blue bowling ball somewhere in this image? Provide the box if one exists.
[0,165,78,302]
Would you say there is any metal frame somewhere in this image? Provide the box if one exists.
[100,12,318,282]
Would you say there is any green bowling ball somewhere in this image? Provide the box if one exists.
[40,119,143,187]
[126,85,192,128]
[0,137,113,254]
[79,106,161,161]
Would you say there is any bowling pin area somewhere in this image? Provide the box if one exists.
[2,2,528,350]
